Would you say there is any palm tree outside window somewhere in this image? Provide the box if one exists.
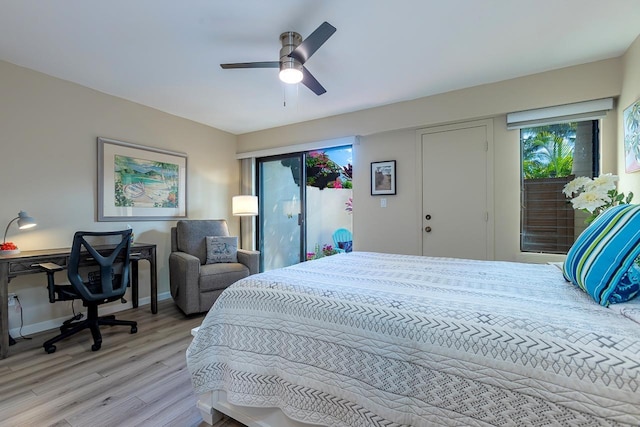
[520,121,599,253]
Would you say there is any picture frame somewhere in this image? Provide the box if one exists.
[624,98,640,173]
[98,137,187,221]
[371,160,396,195]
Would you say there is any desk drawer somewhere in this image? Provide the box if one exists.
[9,257,68,275]
[130,247,153,260]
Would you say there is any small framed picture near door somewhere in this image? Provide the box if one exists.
[371,160,396,195]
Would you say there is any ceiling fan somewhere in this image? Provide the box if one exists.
[220,21,336,96]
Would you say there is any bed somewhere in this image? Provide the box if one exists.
[187,251,640,426]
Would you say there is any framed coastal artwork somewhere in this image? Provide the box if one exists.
[98,137,187,221]
[371,160,396,195]
[624,98,640,173]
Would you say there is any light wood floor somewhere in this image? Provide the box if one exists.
[0,299,246,427]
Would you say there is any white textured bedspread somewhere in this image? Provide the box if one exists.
[187,252,640,426]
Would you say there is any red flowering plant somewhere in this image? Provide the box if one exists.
[306,151,342,189]
[306,151,353,190]
[327,163,353,189]
[322,244,338,256]
[306,243,339,260]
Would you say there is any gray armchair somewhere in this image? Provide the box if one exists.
[169,219,259,315]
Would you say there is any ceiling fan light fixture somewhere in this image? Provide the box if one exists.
[220,23,335,95]
[279,67,303,84]
[279,32,303,85]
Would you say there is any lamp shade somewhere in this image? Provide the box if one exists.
[232,195,259,216]
[16,211,36,229]
[3,210,37,243]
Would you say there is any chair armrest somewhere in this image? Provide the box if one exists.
[36,262,65,273]
[169,251,200,264]
[168,251,201,300]
[168,252,200,283]
[237,249,259,275]
[36,262,65,303]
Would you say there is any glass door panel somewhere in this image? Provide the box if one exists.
[257,154,304,271]
[305,146,353,258]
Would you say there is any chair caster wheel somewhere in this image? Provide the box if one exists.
[131,326,137,334]
[91,343,102,351]
[45,345,56,354]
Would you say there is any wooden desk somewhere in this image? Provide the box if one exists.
[0,242,157,359]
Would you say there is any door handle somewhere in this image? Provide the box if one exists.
[424,226,432,233]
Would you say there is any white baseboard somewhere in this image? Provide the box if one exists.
[9,291,172,337]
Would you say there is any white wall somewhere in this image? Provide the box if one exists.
[618,35,640,196]
[352,129,419,255]
[237,58,625,261]
[306,187,352,253]
[0,60,239,334]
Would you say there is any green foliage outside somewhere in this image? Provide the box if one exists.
[522,123,576,179]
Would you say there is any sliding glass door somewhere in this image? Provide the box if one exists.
[257,146,353,272]
[257,154,305,271]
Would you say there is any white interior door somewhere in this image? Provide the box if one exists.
[420,122,491,260]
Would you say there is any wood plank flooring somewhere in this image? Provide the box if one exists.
[0,299,245,427]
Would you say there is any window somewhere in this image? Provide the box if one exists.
[520,120,599,253]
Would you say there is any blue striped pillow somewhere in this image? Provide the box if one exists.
[563,204,640,306]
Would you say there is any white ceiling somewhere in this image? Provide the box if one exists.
[2,1,640,135]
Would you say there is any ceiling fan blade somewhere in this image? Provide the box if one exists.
[301,66,326,96]
[289,21,336,64]
[220,61,279,69]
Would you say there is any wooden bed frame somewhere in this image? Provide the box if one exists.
[196,390,322,427]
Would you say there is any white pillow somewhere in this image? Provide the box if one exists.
[205,236,238,264]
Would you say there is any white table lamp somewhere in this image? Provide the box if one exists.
[232,195,259,217]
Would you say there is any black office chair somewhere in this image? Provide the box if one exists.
[39,230,137,353]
